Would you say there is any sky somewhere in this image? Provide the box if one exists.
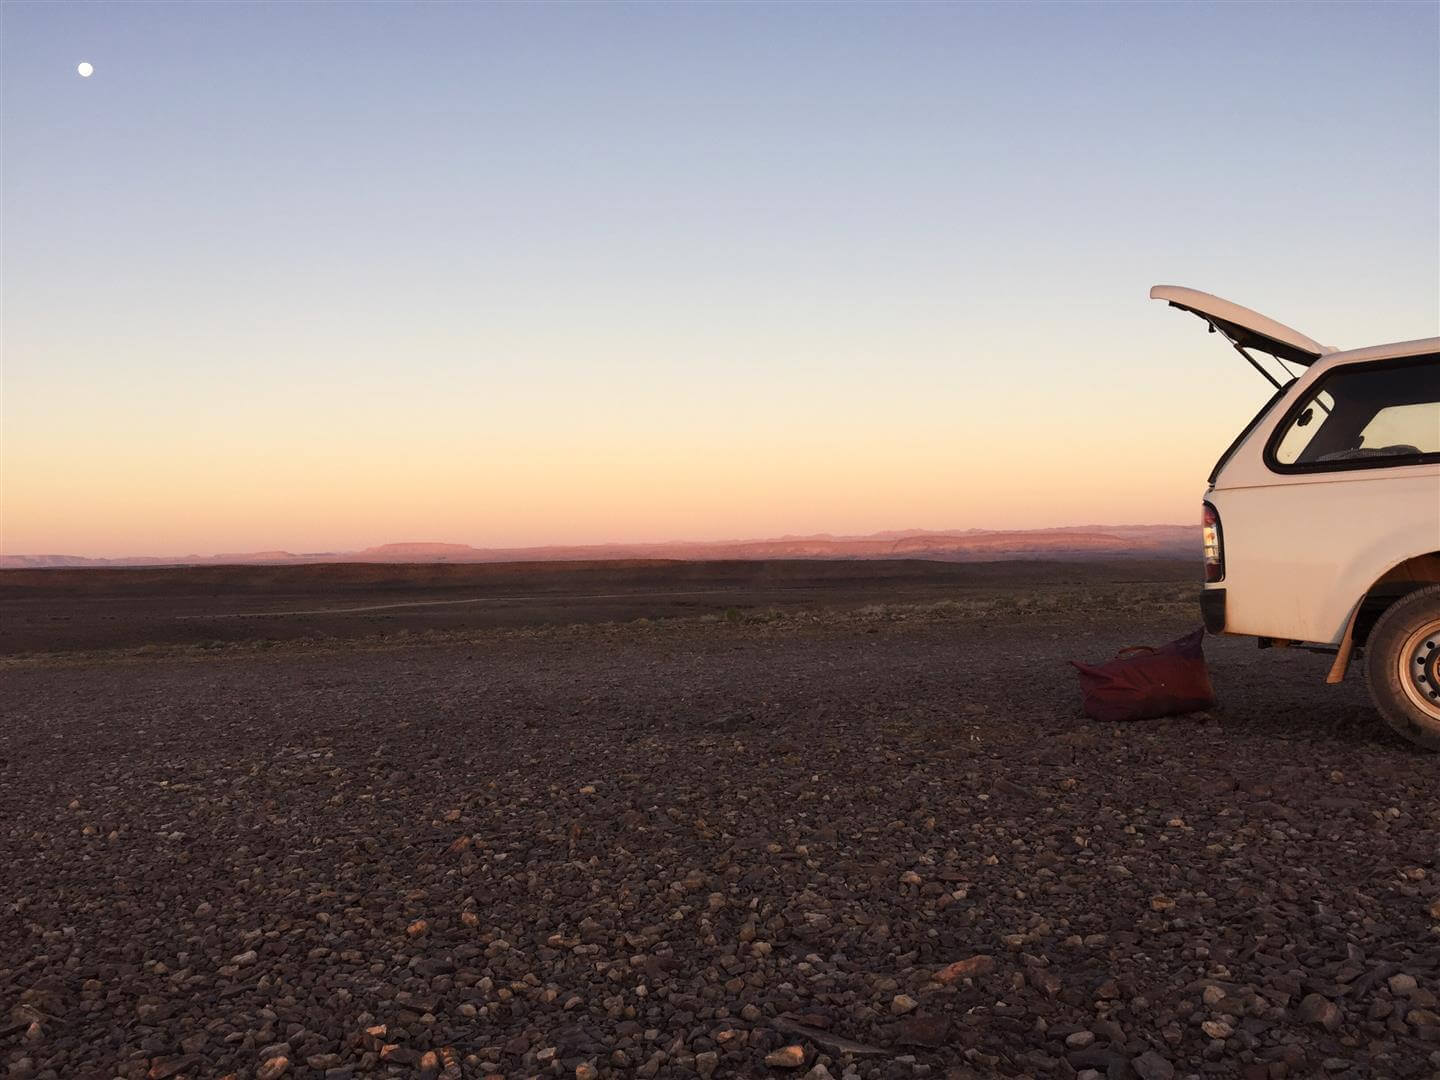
[2,1,1437,558]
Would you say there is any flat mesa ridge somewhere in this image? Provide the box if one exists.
[0,523,1194,569]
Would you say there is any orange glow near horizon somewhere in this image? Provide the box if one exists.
[2,312,1253,559]
[3,396,1212,557]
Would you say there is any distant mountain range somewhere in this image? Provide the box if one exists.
[1,525,1195,569]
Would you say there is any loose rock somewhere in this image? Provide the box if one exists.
[765,1045,807,1068]
[936,955,995,983]
[1298,993,1343,1030]
[1132,1050,1175,1080]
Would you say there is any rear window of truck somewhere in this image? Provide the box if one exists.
[1266,355,1440,472]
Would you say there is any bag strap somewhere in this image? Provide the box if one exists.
[1115,645,1157,659]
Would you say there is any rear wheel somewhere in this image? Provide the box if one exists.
[1366,585,1440,751]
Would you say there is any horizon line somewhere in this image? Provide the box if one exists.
[2,520,1195,565]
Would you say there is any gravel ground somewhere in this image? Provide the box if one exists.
[2,595,1437,1080]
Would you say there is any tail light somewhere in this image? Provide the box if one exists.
[1201,502,1224,583]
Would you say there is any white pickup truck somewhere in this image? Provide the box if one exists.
[1153,287,1440,750]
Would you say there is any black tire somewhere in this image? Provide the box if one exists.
[1365,584,1440,751]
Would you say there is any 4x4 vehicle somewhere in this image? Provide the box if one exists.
[1153,286,1440,750]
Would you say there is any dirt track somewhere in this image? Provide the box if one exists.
[2,575,1437,1080]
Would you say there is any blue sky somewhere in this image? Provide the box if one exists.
[3,1,1437,555]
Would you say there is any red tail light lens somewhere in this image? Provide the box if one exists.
[1201,502,1224,583]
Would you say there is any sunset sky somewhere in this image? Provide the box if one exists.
[3,1,1437,557]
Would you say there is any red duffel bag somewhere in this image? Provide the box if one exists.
[1069,628,1216,722]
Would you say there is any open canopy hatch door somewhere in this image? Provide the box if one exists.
[1150,286,1339,376]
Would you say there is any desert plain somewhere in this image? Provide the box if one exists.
[1,558,1436,1080]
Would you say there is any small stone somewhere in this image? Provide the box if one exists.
[1202,986,1225,1007]
[406,919,428,937]
[256,1058,289,1080]
[1388,974,1418,997]
[148,1059,198,1080]
[1131,1050,1175,1080]
[1201,1020,1232,1039]
[900,870,922,885]
[937,955,995,983]
[575,1064,597,1080]
[695,1051,719,1078]
[765,1044,807,1068]
[443,809,461,822]
[231,949,258,966]
[741,1003,763,1022]
[891,994,919,1015]
[1150,896,1176,911]
[804,1065,835,1080]
[1298,993,1342,1030]
[1065,1031,1095,1049]
[1428,897,1440,919]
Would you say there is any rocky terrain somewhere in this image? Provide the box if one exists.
[2,580,1436,1080]
[0,558,1195,656]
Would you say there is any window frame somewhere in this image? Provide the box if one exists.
[1210,381,1291,486]
[1263,354,1440,475]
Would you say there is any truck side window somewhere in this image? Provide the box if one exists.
[1273,391,1334,462]
[1268,355,1440,471]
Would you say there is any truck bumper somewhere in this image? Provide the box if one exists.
[1201,588,1226,634]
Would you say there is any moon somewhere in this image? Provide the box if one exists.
[77,61,94,78]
